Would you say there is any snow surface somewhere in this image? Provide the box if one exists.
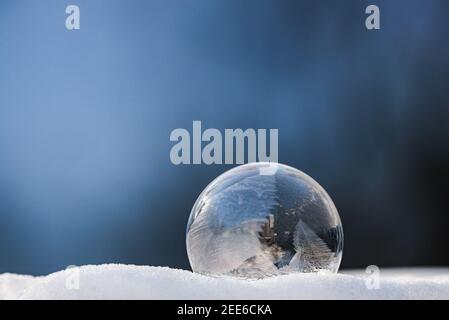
[1,264,449,300]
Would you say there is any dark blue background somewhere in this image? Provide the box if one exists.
[1,0,448,275]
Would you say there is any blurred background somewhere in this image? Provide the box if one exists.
[0,0,448,275]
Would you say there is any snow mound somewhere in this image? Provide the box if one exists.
[1,264,449,299]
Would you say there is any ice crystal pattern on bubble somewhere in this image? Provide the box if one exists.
[186,162,343,279]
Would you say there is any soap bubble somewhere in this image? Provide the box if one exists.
[186,162,343,279]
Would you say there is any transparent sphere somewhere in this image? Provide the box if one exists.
[186,162,343,279]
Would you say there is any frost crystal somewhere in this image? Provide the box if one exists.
[186,162,343,279]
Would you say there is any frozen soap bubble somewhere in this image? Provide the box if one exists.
[186,162,343,279]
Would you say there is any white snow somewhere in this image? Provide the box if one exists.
[1,264,448,300]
